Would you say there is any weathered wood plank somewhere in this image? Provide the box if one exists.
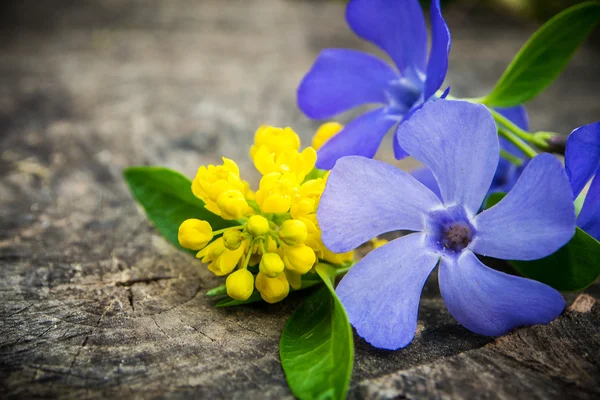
[1,0,599,398]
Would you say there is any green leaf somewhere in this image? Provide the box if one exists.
[511,227,600,291]
[123,166,234,253]
[216,291,263,307]
[482,1,600,107]
[280,265,353,400]
[484,192,506,209]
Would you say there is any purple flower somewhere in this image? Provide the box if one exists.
[412,105,530,199]
[565,122,600,241]
[318,100,575,350]
[297,0,451,169]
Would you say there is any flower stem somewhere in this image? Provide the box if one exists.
[500,149,524,166]
[497,127,538,158]
[213,225,244,236]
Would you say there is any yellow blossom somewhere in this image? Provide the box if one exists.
[259,253,285,277]
[312,122,343,150]
[216,190,250,220]
[247,215,270,236]
[255,172,297,214]
[282,244,316,274]
[226,269,254,300]
[178,219,213,250]
[253,146,317,182]
[321,245,355,266]
[250,126,300,159]
[188,124,357,304]
[223,229,243,250]
[197,238,247,276]
[255,272,290,303]
[278,219,307,246]
[191,157,252,217]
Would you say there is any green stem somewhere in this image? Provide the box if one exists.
[241,239,255,270]
[498,127,538,158]
[500,149,524,166]
[213,225,244,236]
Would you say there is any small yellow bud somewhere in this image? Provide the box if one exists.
[216,190,248,220]
[259,253,285,278]
[178,219,213,250]
[247,215,270,236]
[226,269,254,300]
[255,272,290,303]
[312,122,343,150]
[284,269,302,290]
[278,219,307,246]
[282,244,316,274]
[223,229,243,250]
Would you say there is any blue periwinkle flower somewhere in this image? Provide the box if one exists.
[412,105,530,199]
[565,122,600,241]
[298,0,451,169]
[318,100,575,350]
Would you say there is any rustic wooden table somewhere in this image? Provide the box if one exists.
[1,0,599,398]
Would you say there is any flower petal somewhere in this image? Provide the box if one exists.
[318,156,442,252]
[439,251,565,337]
[472,154,575,260]
[397,100,499,214]
[410,167,441,200]
[346,0,427,77]
[423,0,451,100]
[578,168,600,241]
[315,108,397,170]
[565,122,600,197]
[336,233,439,350]
[297,49,398,119]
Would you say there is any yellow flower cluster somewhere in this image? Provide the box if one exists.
[178,124,353,303]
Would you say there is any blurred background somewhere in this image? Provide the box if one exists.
[1,0,598,189]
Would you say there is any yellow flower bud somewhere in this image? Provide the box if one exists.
[284,269,302,290]
[196,237,225,263]
[282,244,316,274]
[226,269,254,300]
[255,272,290,303]
[259,253,285,278]
[312,122,343,150]
[255,172,296,214]
[322,245,355,266]
[209,241,246,276]
[223,229,243,250]
[178,219,213,250]
[278,219,307,246]
[247,215,270,236]
[216,190,248,220]
[250,126,301,159]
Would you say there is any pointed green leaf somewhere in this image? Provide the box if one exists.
[124,166,234,253]
[215,291,263,307]
[511,227,600,291]
[483,1,600,107]
[484,192,506,209]
[280,265,353,400]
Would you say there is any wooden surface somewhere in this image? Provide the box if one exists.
[1,1,599,398]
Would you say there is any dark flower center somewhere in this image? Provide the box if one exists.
[442,223,473,252]
[385,77,423,116]
[426,206,475,256]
